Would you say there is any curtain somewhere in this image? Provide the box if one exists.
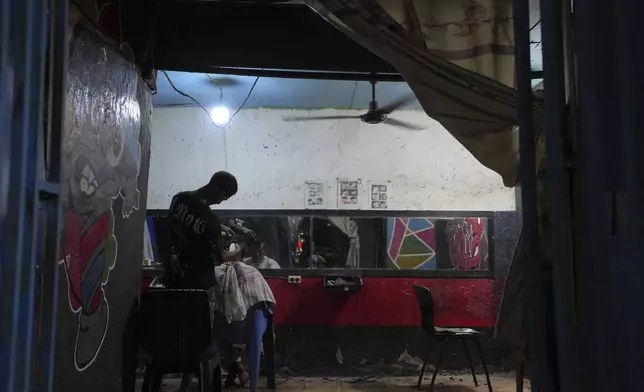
[304,0,544,186]
[142,219,155,265]
[494,228,525,349]
[328,216,360,268]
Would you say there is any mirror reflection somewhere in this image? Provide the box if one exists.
[147,214,491,272]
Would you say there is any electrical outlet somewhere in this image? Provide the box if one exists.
[287,275,302,284]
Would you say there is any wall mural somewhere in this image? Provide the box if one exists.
[446,218,488,269]
[387,217,489,270]
[387,218,437,269]
[58,25,143,372]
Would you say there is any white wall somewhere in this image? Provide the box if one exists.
[147,108,515,211]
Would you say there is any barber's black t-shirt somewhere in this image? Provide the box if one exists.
[166,191,224,278]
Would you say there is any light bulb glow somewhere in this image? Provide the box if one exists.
[210,106,230,125]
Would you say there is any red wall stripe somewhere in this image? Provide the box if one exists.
[266,277,501,328]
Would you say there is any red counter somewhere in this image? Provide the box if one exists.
[142,274,502,328]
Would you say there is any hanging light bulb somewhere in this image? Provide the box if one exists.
[210,106,230,126]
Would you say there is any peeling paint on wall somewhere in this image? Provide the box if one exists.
[148,108,515,211]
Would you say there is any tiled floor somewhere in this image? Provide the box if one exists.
[143,374,529,392]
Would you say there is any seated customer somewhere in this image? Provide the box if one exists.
[162,171,242,289]
[213,258,276,390]
[171,222,275,392]
[243,241,281,269]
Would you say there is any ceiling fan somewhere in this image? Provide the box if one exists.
[206,74,239,87]
[282,81,425,130]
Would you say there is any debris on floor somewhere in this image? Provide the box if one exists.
[139,374,530,391]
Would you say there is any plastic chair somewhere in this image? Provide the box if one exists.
[412,285,493,392]
[213,302,276,392]
[139,289,222,392]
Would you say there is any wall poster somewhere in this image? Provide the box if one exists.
[370,184,389,209]
[305,181,325,208]
[337,179,360,207]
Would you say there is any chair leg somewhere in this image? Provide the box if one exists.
[474,339,493,392]
[462,339,479,386]
[141,368,152,392]
[213,364,222,392]
[429,338,451,392]
[179,373,193,392]
[200,354,222,392]
[416,347,431,388]
[224,362,238,389]
[150,370,163,392]
[516,358,524,392]
[262,317,276,389]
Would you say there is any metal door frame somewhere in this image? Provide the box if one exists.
[0,1,68,391]
[513,0,580,391]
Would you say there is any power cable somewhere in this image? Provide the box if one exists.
[161,70,260,129]
[207,74,225,97]
[530,20,541,32]
[162,71,260,170]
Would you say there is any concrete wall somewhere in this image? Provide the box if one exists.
[148,107,515,211]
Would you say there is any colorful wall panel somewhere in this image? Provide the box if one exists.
[387,218,437,269]
[387,217,489,270]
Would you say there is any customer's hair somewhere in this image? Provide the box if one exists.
[209,171,238,197]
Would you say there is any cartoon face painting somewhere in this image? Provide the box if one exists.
[58,32,142,371]
[446,218,489,270]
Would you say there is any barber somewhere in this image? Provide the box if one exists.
[163,171,243,289]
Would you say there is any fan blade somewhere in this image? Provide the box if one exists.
[282,115,360,122]
[377,94,417,114]
[206,74,238,87]
[383,117,426,130]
